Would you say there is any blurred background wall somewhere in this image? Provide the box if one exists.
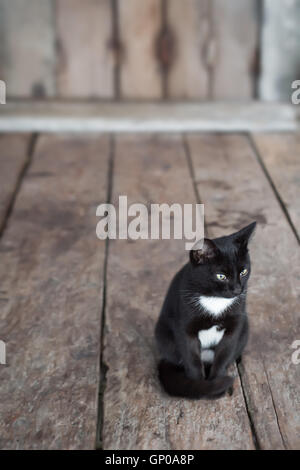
[0,0,299,102]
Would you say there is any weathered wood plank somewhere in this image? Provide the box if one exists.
[0,134,109,449]
[259,0,300,101]
[119,0,162,99]
[0,0,55,98]
[187,133,300,449]
[252,133,300,237]
[56,0,114,98]
[167,0,210,99]
[0,134,31,231]
[211,0,258,99]
[1,102,298,133]
[102,134,254,450]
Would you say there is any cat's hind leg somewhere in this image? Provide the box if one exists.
[155,318,181,364]
[158,359,233,399]
[233,317,249,363]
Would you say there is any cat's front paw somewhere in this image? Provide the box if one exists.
[185,365,204,381]
[208,369,226,381]
[206,375,234,400]
[222,375,234,391]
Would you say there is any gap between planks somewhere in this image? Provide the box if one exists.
[248,134,300,245]
[96,135,115,449]
[0,133,37,238]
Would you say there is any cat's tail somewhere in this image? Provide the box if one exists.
[158,360,234,399]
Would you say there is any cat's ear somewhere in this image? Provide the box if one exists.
[232,222,256,247]
[190,238,219,266]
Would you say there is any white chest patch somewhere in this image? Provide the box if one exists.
[198,325,225,349]
[199,295,237,316]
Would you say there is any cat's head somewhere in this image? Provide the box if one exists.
[189,222,256,298]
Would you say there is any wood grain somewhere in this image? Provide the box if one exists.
[0,0,55,98]
[252,133,300,237]
[119,0,162,99]
[102,134,254,450]
[56,0,114,98]
[0,134,31,231]
[167,0,210,99]
[211,0,258,99]
[187,133,300,449]
[0,134,109,449]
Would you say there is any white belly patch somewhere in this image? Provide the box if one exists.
[198,325,225,349]
[199,295,236,316]
[199,325,225,363]
[201,349,215,363]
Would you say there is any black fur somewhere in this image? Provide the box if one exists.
[155,222,256,399]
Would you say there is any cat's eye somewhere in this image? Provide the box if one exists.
[216,273,227,281]
[240,268,248,277]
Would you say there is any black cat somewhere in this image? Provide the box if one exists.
[155,222,256,399]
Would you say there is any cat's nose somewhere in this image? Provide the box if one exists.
[232,287,242,296]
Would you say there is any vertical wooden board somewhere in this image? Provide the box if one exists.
[211,0,258,99]
[102,134,254,450]
[252,133,300,236]
[56,0,114,98]
[0,134,109,449]
[119,0,162,99]
[167,0,210,99]
[0,134,31,230]
[259,0,300,101]
[187,134,300,449]
[0,0,55,98]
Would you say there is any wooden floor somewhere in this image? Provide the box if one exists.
[0,132,299,450]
